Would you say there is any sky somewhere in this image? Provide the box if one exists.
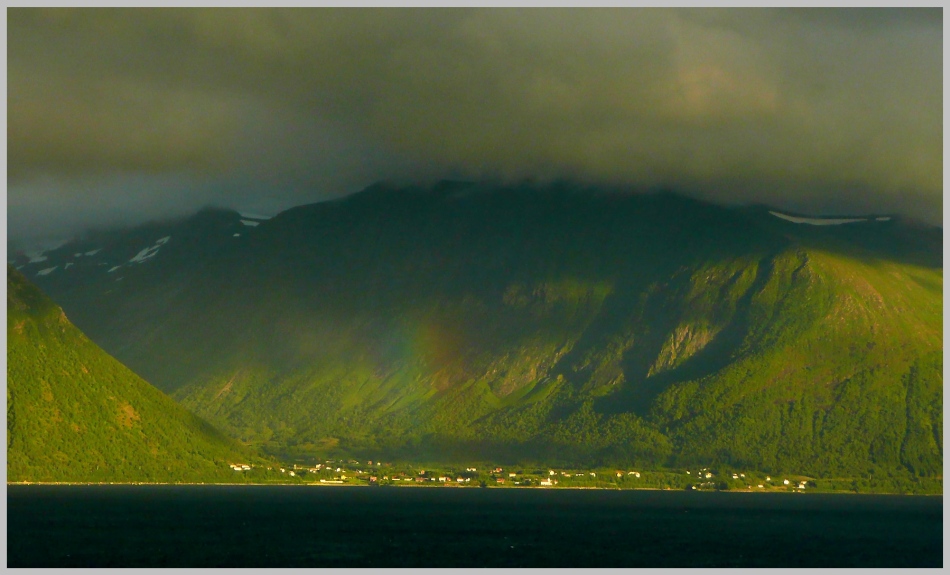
[7,8,943,241]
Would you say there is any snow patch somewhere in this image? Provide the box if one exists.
[84,249,102,256]
[769,211,867,226]
[36,266,57,276]
[64,262,74,269]
[240,220,260,227]
[129,244,162,263]
[128,237,171,264]
[27,255,48,264]
[238,212,273,220]
[74,253,83,258]
[233,233,241,237]
[108,266,122,273]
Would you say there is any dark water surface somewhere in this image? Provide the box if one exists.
[7,485,943,567]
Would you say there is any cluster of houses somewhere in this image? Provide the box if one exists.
[685,467,715,479]
[227,459,811,491]
[685,468,811,491]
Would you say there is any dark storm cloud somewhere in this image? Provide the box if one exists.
[7,8,942,239]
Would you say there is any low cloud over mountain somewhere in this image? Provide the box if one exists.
[8,8,942,240]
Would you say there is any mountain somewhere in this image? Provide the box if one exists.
[23,182,942,482]
[7,266,258,482]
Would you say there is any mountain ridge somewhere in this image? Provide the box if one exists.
[22,183,942,480]
[7,266,260,482]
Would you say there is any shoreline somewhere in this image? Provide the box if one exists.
[7,481,941,495]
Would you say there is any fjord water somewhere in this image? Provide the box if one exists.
[7,486,941,567]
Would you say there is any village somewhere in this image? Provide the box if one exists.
[226,461,817,491]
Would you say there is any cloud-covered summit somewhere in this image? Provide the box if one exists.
[8,8,942,239]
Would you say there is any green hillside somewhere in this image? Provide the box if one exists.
[25,183,943,484]
[7,267,260,482]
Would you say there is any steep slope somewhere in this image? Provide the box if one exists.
[27,183,942,480]
[7,267,258,482]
